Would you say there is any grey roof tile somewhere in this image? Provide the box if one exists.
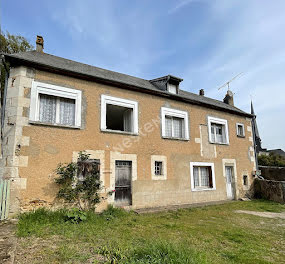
[4,50,251,117]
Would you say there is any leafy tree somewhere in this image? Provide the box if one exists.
[258,153,285,167]
[0,31,34,105]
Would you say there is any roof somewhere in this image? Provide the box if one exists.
[268,149,285,157]
[4,50,252,117]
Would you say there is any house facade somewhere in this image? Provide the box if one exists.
[0,37,256,214]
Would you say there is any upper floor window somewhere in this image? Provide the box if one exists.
[208,116,229,144]
[236,123,245,137]
[101,95,138,134]
[29,81,82,127]
[190,162,216,191]
[167,83,177,94]
[161,107,189,140]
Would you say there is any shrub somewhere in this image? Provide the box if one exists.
[65,208,87,224]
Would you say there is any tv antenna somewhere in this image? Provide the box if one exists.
[218,72,243,92]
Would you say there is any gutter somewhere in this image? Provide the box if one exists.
[4,54,253,118]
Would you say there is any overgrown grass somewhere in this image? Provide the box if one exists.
[16,200,285,264]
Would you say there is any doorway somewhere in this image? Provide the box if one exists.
[115,161,132,206]
[225,166,235,199]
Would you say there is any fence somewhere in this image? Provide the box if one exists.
[0,179,10,220]
[259,166,285,181]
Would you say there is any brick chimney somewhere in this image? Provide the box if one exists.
[36,35,44,52]
[223,90,234,106]
[199,89,204,96]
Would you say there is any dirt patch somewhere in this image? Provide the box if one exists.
[235,210,285,219]
[0,221,17,264]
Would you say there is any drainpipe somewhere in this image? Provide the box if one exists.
[0,54,9,157]
[251,116,259,172]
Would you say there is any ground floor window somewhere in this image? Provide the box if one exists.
[190,162,216,191]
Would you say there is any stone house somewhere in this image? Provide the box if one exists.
[0,37,256,214]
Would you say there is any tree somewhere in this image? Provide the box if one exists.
[258,153,285,167]
[0,31,34,105]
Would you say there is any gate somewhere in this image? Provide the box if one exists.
[0,179,10,220]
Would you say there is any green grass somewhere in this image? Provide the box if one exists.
[16,200,285,264]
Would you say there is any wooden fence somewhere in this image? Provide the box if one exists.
[0,179,10,220]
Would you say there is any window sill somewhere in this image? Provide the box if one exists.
[29,120,81,129]
[162,136,189,141]
[209,141,229,146]
[191,187,216,192]
[152,175,167,180]
[101,129,138,136]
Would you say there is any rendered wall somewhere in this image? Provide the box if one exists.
[1,66,256,212]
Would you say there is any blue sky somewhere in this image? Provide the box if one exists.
[1,0,285,150]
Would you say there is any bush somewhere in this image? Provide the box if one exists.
[65,208,87,224]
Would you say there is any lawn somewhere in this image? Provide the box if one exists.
[16,200,285,264]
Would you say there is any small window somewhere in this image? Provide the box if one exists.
[30,81,82,127]
[154,161,163,175]
[190,162,216,191]
[208,117,229,144]
[101,95,138,134]
[243,175,248,186]
[161,107,189,140]
[151,155,167,180]
[168,83,177,94]
[236,123,245,137]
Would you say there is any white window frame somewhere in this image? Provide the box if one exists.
[29,81,82,127]
[208,116,229,144]
[161,107,189,140]
[190,162,216,191]
[101,95,138,134]
[236,123,245,137]
[151,155,167,180]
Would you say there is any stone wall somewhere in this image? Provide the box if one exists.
[254,178,285,204]
[260,166,285,181]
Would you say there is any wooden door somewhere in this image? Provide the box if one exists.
[115,161,132,206]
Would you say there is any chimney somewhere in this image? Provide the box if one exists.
[36,35,44,52]
[199,89,204,96]
[223,90,234,106]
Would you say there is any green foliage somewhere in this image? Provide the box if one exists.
[65,208,87,224]
[101,205,128,221]
[54,151,103,210]
[1,31,34,105]
[258,153,285,167]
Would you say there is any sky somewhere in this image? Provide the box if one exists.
[1,0,284,150]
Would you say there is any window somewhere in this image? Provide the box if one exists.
[151,155,167,180]
[161,107,189,140]
[168,83,177,94]
[154,161,163,175]
[208,116,229,144]
[101,95,138,134]
[236,123,245,137]
[77,159,100,182]
[190,162,216,191]
[30,81,82,127]
[243,175,248,186]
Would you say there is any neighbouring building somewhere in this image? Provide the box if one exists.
[0,36,256,214]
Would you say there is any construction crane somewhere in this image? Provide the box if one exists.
[218,72,243,92]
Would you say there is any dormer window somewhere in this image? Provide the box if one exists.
[150,75,183,95]
[167,83,177,94]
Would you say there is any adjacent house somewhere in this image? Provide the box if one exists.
[0,36,256,214]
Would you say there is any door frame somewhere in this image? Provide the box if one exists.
[222,159,238,199]
[109,152,137,205]
[114,160,132,205]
